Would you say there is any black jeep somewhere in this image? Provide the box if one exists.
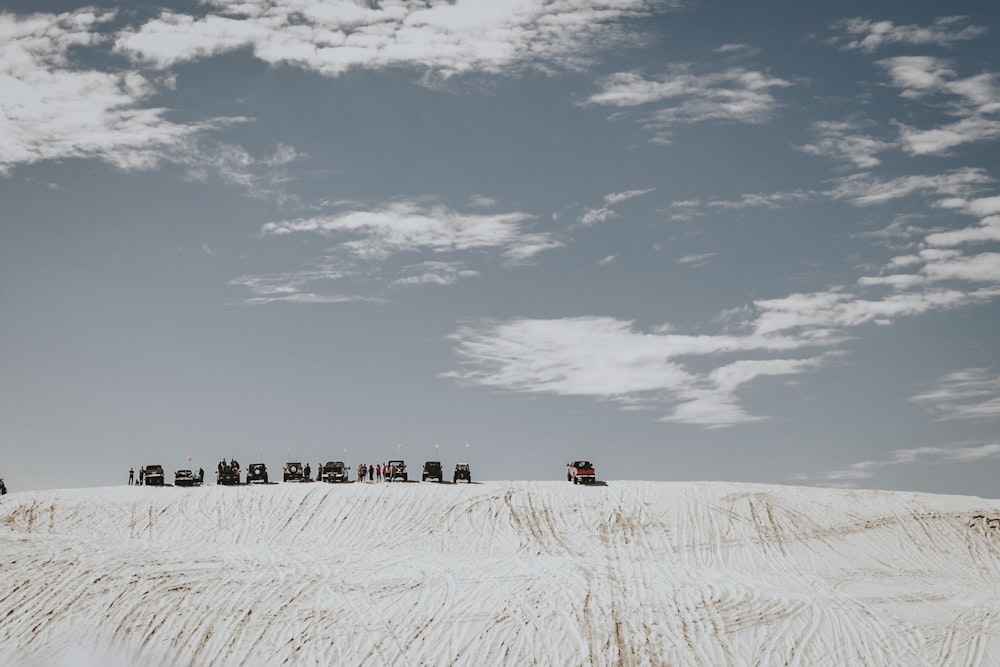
[283,462,304,483]
[174,469,197,487]
[453,463,471,484]
[144,465,165,486]
[422,461,443,482]
[247,463,269,484]
[386,460,408,482]
[321,461,348,483]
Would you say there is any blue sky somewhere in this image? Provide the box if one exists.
[2,1,999,495]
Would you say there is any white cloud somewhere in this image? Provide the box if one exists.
[797,119,895,168]
[445,316,828,427]
[597,254,617,266]
[578,188,653,226]
[243,292,377,305]
[0,10,232,176]
[875,57,1000,154]
[677,252,718,267]
[713,43,757,56]
[115,0,668,78]
[468,195,498,208]
[260,200,559,261]
[229,266,351,297]
[579,207,616,226]
[896,116,1000,156]
[179,142,305,198]
[911,368,1000,421]
[604,189,654,205]
[826,168,992,206]
[799,442,1000,487]
[586,65,791,136]
[391,261,479,287]
[707,191,814,209]
[228,265,385,305]
[831,16,987,53]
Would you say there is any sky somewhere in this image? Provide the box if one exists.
[2,0,999,496]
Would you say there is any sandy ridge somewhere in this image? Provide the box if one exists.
[2,481,1000,666]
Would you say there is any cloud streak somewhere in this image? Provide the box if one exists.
[585,65,791,142]
[115,0,669,78]
[831,16,988,53]
[910,368,1000,421]
[797,443,1000,486]
[260,200,559,261]
[578,188,654,226]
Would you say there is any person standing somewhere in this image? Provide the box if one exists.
[138,467,145,486]
[369,464,374,482]
[304,463,311,481]
[129,467,134,485]
[375,463,381,482]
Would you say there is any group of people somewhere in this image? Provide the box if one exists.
[128,467,145,485]
[356,463,399,482]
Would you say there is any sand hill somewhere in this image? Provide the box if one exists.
[3,481,1000,665]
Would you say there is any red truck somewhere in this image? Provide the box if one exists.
[567,460,596,485]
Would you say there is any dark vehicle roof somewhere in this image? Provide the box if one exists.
[571,460,593,468]
[285,461,301,465]
[176,469,192,474]
[424,461,441,465]
[456,463,470,468]
[388,460,405,465]
[325,461,345,467]
[146,465,164,471]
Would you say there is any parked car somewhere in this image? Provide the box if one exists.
[144,465,165,486]
[321,461,349,483]
[566,460,596,485]
[174,469,197,487]
[422,461,443,482]
[386,460,408,482]
[453,463,471,484]
[283,462,304,482]
[247,463,269,484]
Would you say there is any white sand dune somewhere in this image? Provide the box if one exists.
[3,481,1000,666]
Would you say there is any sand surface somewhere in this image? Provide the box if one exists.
[3,480,1000,666]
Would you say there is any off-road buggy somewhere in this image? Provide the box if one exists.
[422,461,443,482]
[247,463,269,484]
